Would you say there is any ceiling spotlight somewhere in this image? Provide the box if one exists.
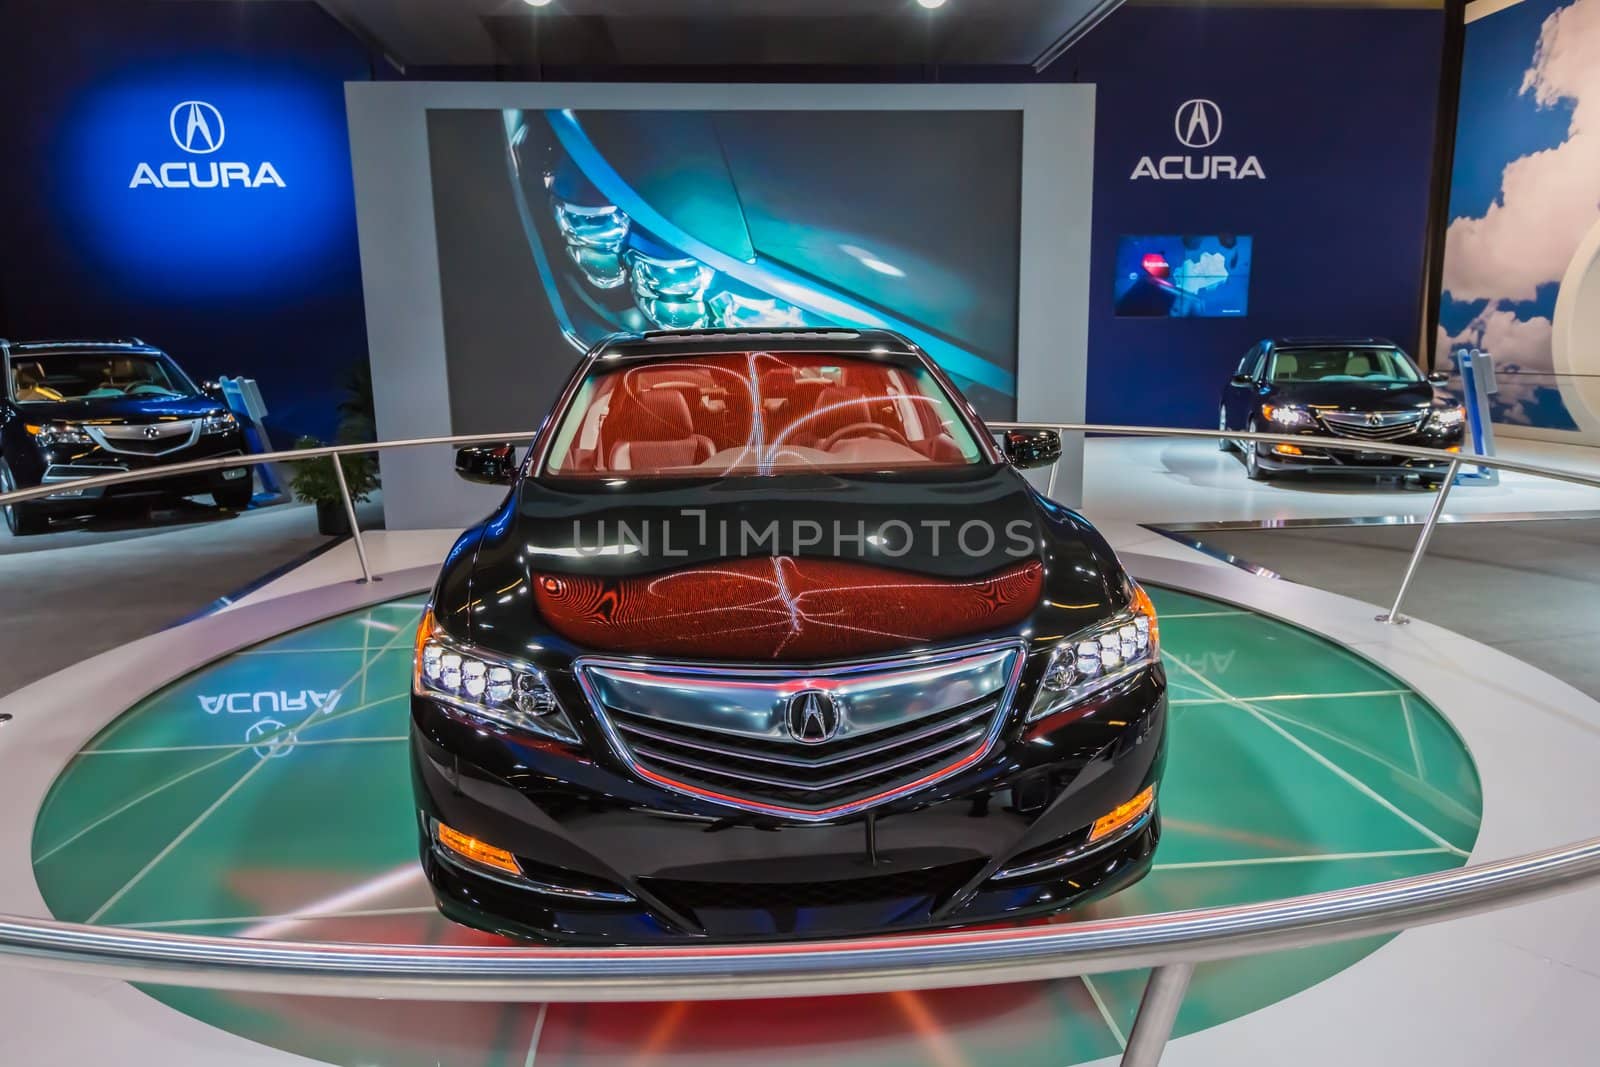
[916,0,948,8]
[523,0,553,6]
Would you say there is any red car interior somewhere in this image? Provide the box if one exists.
[547,352,980,476]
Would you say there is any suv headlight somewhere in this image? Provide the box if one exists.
[200,412,238,436]
[414,610,579,744]
[1262,404,1313,429]
[1029,585,1160,722]
[25,422,94,447]
[1426,405,1465,431]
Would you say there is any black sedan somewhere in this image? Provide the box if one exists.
[1220,338,1465,484]
[411,327,1166,944]
[1,339,252,534]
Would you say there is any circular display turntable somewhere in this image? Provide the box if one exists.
[31,586,1481,1066]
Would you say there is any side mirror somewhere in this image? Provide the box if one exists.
[1002,429,1062,470]
[201,380,224,398]
[1427,370,1449,385]
[456,444,517,486]
[1230,373,1254,386]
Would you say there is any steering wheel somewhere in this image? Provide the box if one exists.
[818,421,911,451]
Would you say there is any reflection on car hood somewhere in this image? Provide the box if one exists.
[457,465,1125,662]
[1268,380,1436,410]
[20,395,222,422]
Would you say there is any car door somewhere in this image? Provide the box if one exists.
[1223,344,1263,430]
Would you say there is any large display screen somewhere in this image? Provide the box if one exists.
[425,108,1023,427]
[1112,234,1253,318]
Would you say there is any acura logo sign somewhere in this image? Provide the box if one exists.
[1174,99,1222,149]
[170,101,225,154]
[785,690,841,745]
[131,101,285,190]
[1132,100,1265,182]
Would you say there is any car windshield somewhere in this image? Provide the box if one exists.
[8,351,197,403]
[542,351,987,478]
[1267,347,1421,384]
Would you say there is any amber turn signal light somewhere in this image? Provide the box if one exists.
[437,822,522,876]
[1272,443,1304,456]
[1131,582,1160,647]
[1089,785,1155,842]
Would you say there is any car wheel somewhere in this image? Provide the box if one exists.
[212,481,253,511]
[0,461,48,536]
[1218,406,1234,452]
[1244,420,1272,482]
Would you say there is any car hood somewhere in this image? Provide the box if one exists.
[1267,379,1436,410]
[20,395,225,422]
[457,465,1127,663]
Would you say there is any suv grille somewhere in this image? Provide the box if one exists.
[1314,409,1426,442]
[577,641,1024,820]
[86,421,199,456]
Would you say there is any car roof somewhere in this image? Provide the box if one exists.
[592,328,922,363]
[1265,336,1399,350]
[4,339,162,355]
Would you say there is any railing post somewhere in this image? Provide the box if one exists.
[330,452,374,584]
[1378,457,1461,624]
[1119,962,1194,1067]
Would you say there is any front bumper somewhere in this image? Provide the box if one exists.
[1250,429,1462,476]
[25,435,250,508]
[410,665,1166,944]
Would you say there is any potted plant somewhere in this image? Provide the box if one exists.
[288,436,379,536]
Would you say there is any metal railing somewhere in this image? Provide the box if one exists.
[3,421,1599,1066]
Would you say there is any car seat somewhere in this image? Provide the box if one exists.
[607,389,715,472]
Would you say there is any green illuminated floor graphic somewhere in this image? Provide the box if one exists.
[31,588,1482,1067]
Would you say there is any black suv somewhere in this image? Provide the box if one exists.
[1220,337,1465,484]
[0,340,252,534]
[411,328,1166,944]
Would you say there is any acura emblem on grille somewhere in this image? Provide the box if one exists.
[144,425,162,439]
[786,690,841,744]
[1366,413,1383,427]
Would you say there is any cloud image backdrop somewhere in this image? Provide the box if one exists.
[1440,0,1600,436]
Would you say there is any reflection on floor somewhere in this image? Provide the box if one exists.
[1180,518,1600,700]
[0,498,384,696]
[30,588,1481,1067]
[1081,435,1600,527]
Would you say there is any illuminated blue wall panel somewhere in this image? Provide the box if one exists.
[0,0,372,441]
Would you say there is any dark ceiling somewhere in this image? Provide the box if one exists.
[306,0,1125,73]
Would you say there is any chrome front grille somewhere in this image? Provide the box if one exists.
[86,420,199,456]
[1314,409,1426,442]
[577,641,1025,820]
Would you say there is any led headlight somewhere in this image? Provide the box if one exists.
[709,291,808,329]
[1426,405,1466,431]
[200,412,238,436]
[567,248,626,290]
[25,422,93,447]
[1261,404,1313,429]
[414,610,578,744]
[1029,585,1160,722]
[551,200,630,253]
[625,248,716,330]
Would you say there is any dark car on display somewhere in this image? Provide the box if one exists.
[0,339,252,534]
[410,327,1166,944]
[1219,338,1466,484]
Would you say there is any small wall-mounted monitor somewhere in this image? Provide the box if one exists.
[1113,234,1252,318]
